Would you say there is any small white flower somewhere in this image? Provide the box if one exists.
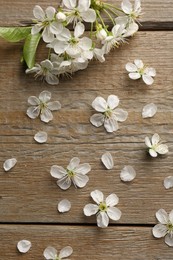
[83,190,122,228]
[62,0,96,24]
[90,95,128,133]
[115,16,139,37]
[120,165,136,182]
[26,59,59,85]
[101,152,114,170]
[31,5,63,43]
[17,240,31,253]
[126,59,156,85]
[58,199,71,213]
[142,103,157,118]
[27,90,61,123]
[43,246,73,260]
[152,209,173,247]
[121,0,142,20]
[145,133,168,157]
[50,157,91,190]
[164,176,173,190]
[34,131,48,143]
[3,158,17,172]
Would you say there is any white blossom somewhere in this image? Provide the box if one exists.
[83,190,122,228]
[126,59,156,85]
[152,209,173,247]
[27,90,61,123]
[142,103,157,118]
[145,133,168,157]
[120,165,136,182]
[101,152,114,170]
[43,246,73,260]
[50,157,91,190]
[164,176,173,190]
[115,16,139,37]
[31,5,63,43]
[3,158,17,172]
[62,0,96,24]
[58,199,71,213]
[26,59,59,85]
[90,95,128,133]
[121,0,142,21]
[34,131,48,143]
[17,240,31,253]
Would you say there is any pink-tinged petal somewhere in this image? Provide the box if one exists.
[97,212,109,228]
[107,95,119,109]
[43,246,57,259]
[81,9,96,23]
[149,149,157,157]
[91,190,104,204]
[113,109,128,122]
[165,234,173,247]
[125,62,137,72]
[75,163,91,175]
[104,118,119,133]
[47,101,61,111]
[67,157,80,171]
[134,59,144,69]
[155,144,168,155]
[27,106,40,119]
[59,246,73,258]
[92,96,107,112]
[152,133,160,145]
[106,194,119,207]
[90,113,104,127]
[73,173,89,188]
[33,5,45,20]
[129,72,141,80]
[50,165,67,179]
[121,0,132,14]
[120,165,136,182]
[107,207,122,221]
[28,96,40,105]
[39,90,51,102]
[164,176,173,190]
[45,6,56,20]
[57,176,72,190]
[40,108,53,123]
[83,204,99,216]
[142,74,154,85]
[156,209,169,224]
[152,224,167,238]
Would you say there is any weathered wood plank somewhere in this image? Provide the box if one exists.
[1,225,172,260]
[0,0,173,29]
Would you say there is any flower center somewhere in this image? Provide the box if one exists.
[67,169,75,177]
[104,108,112,118]
[91,0,104,11]
[70,37,78,45]
[167,223,173,234]
[99,202,107,212]
[39,101,47,113]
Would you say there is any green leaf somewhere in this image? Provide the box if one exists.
[23,33,41,69]
[0,27,31,42]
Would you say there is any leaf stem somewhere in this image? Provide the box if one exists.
[97,11,106,29]
[103,9,115,25]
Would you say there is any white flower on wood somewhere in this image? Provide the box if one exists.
[145,133,168,157]
[121,0,142,20]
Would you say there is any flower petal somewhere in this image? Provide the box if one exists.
[107,95,119,109]
[165,234,173,247]
[92,96,107,112]
[106,194,119,207]
[31,24,43,35]
[97,212,109,228]
[90,113,104,127]
[63,0,76,9]
[101,152,114,170]
[125,62,137,72]
[156,209,169,224]
[50,165,67,179]
[152,224,167,238]
[152,133,160,145]
[113,109,128,122]
[79,37,92,50]
[169,210,173,223]
[33,5,45,20]
[164,176,173,190]
[145,136,152,148]
[67,157,80,171]
[91,190,104,204]
[40,108,53,123]
[75,163,91,175]
[104,118,119,133]
[17,240,31,254]
[81,9,96,23]
[39,90,51,103]
[107,207,122,221]
[43,246,57,259]
[45,6,56,20]
[83,204,99,216]
[58,199,71,213]
[121,0,132,14]
[129,72,141,80]
[149,148,158,157]
[34,131,47,143]
[45,73,59,85]
[59,246,73,258]
[3,158,17,172]
[74,22,85,38]
[134,59,144,69]
[142,103,157,118]
[57,176,72,190]
[27,106,40,119]
[42,27,54,43]
[145,67,156,77]
[120,165,136,182]
[155,144,168,155]
[47,101,61,111]
[28,96,40,105]
[142,74,154,85]
[73,173,89,188]
[50,22,63,35]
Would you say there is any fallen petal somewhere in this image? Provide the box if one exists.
[3,158,17,172]
[17,240,31,253]
[142,103,157,118]
[34,131,47,143]
[120,165,136,182]
[164,176,173,189]
[58,199,71,213]
[101,152,114,170]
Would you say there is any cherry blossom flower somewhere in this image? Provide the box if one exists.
[125,59,156,85]
[43,246,73,260]
[62,0,96,24]
[26,59,59,85]
[83,190,122,228]
[145,133,168,157]
[121,0,142,21]
[50,157,91,190]
[27,90,61,123]
[31,5,63,43]
[3,158,17,172]
[17,240,31,253]
[153,209,173,247]
[90,95,128,133]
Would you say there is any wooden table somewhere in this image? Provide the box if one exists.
[0,0,173,259]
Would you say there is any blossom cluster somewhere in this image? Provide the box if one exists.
[26,0,142,84]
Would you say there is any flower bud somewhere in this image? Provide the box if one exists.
[96,28,107,41]
[56,11,66,21]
